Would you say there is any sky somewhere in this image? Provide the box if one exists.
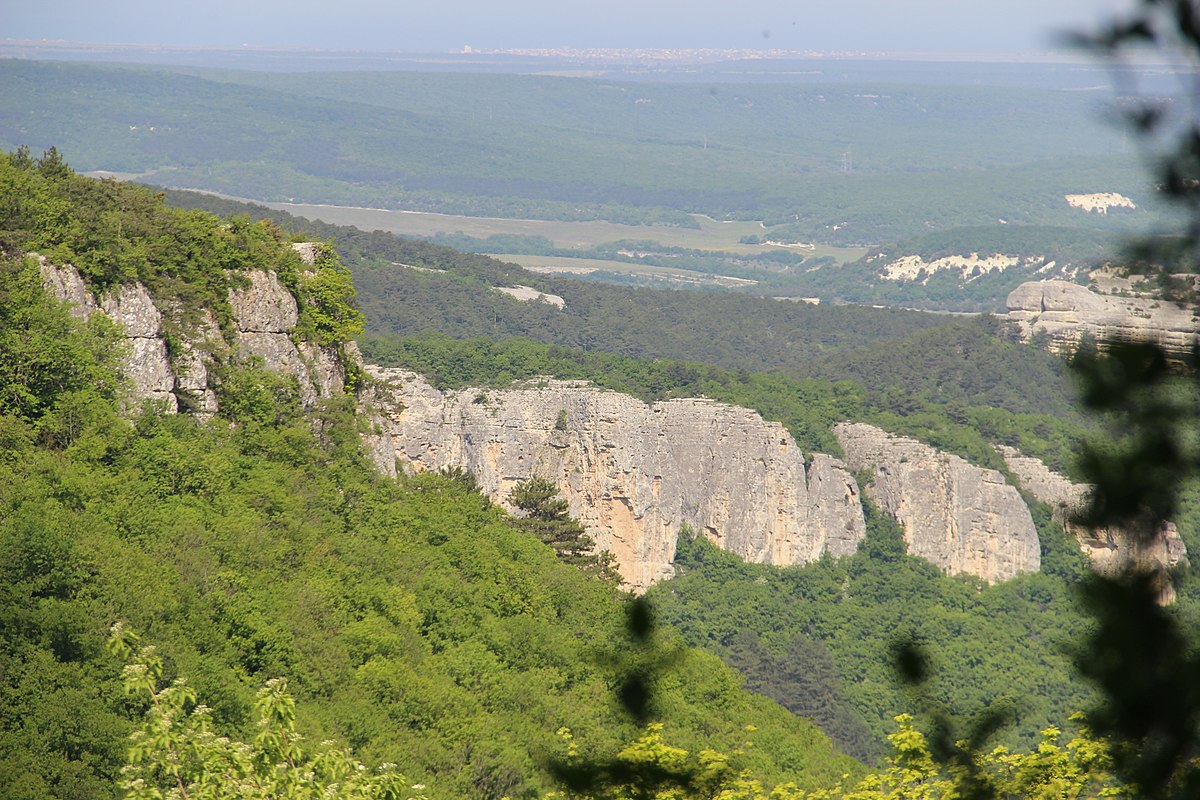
[5,1,1130,53]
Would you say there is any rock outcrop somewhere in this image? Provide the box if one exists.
[226,269,348,408]
[41,250,1099,593]
[996,445,1188,595]
[363,368,866,590]
[1064,192,1135,214]
[39,257,179,411]
[1006,280,1199,355]
[833,422,1041,583]
[494,285,566,308]
[38,244,348,416]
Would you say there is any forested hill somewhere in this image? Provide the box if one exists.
[0,151,860,799]
[0,59,1146,244]
[154,182,1123,764]
[168,187,1089,477]
[166,188,1082,418]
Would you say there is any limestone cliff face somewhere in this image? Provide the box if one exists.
[1006,280,1198,355]
[39,257,179,411]
[996,445,1188,592]
[363,368,866,590]
[38,244,347,416]
[833,422,1041,583]
[226,268,348,408]
[41,249,1079,592]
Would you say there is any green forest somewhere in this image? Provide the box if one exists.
[4,143,1200,800]
[0,60,1147,246]
[1,151,864,799]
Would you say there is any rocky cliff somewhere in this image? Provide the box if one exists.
[996,445,1188,595]
[227,268,351,408]
[1006,279,1198,355]
[43,253,1079,592]
[833,422,1041,583]
[362,368,866,590]
[38,244,349,417]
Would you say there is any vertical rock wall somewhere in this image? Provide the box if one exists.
[226,269,347,407]
[363,367,866,590]
[834,422,1041,583]
[39,257,179,411]
[996,445,1188,599]
[1006,280,1199,355]
[38,250,347,416]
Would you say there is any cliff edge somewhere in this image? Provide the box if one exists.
[362,367,866,590]
[834,422,1041,583]
[1006,279,1198,355]
[39,244,352,418]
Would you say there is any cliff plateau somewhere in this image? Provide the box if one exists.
[361,368,866,590]
[1006,279,1199,355]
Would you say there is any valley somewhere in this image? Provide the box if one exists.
[3,8,1200,797]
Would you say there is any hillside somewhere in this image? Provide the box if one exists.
[13,151,1200,799]
[0,151,863,800]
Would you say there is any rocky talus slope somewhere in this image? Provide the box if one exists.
[361,368,866,590]
[1006,280,1198,355]
[834,422,1042,583]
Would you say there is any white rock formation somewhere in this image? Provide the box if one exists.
[1006,280,1199,356]
[39,257,347,415]
[494,285,567,308]
[880,253,1021,283]
[996,445,1188,597]
[834,422,1041,583]
[362,368,866,590]
[39,258,178,411]
[1064,192,1135,214]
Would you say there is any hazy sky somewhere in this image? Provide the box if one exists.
[7,1,1130,53]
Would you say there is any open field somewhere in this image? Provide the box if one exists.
[258,200,869,261]
[494,253,761,287]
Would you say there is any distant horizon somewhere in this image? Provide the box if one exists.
[8,1,1129,54]
[1,38,1111,61]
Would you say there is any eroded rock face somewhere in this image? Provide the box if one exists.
[39,259,178,411]
[227,269,346,407]
[363,368,866,590]
[833,422,1040,583]
[1006,280,1199,355]
[228,270,299,331]
[996,445,1188,599]
[39,258,345,415]
[101,282,177,410]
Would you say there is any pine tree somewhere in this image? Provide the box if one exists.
[508,477,619,580]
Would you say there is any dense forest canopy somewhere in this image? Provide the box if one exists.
[1,152,865,800]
